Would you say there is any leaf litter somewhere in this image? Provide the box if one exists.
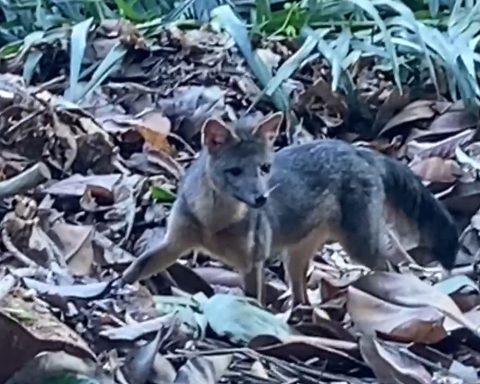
[1,14,480,384]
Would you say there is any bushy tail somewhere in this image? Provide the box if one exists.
[358,149,459,270]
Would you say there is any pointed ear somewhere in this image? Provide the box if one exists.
[253,112,283,145]
[201,118,235,152]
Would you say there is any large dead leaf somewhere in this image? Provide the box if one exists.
[409,157,461,184]
[359,336,432,384]
[348,272,480,339]
[248,334,362,366]
[134,109,172,153]
[173,354,233,384]
[348,284,448,344]
[0,293,96,383]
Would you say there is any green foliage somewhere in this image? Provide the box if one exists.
[150,185,176,203]
[1,0,479,107]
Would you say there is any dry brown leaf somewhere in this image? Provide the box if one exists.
[359,336,432,384]
[405,129,475,160]
[348,285,447,343]
[409,157,461,183]
[248,334,364,370]
[173,354,233,384]
[0,293,96,383]
[44,174,122,197]
[135,110,172,153]
[49,222,94,276]
[349,272,480,338]
[379,100,436,137]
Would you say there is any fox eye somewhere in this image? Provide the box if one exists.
[260,163,271,174]
[226,167,242,176]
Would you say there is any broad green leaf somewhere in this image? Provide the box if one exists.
[203,293,297,344]
[256,0,272,22]
[0,40,23,59]
[66,18,93,101]
[150,185,176,203]
[22,49,42,84]
[113,0,147,22]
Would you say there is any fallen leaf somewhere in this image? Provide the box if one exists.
[203,293,298,344]
[135,110,172,154]
[359,336,432,384]
[122,330,163,384]
[349,272,480,338]
[173,354,233,384]
[248,334,363,366]
[409,157,460,183]
[347,285,448,344]
[23,278,110,300]
[0,293,96,383]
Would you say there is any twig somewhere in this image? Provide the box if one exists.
[0,162,51,199]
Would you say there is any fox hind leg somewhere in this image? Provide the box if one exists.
[336,192,389,271]
[284,229,330,306]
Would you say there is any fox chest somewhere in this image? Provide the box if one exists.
[197,221,256,271]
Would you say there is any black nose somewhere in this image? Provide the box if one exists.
[254,195,267,207]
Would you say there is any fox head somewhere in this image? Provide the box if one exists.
[200,112,283,208]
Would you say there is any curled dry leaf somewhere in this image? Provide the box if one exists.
[404,129,475,161]
[248,334,362,366]
[348,272,480,339]
[409,157,461,184]
[359,336,432,384]
[378,100,436,137]
[347,285,448,344]
[173,354,233,384]
[23,278,110,300]
[122,330,163,384]
[49,222,94,276]
[151,354,177,384]
[193,267,243,289]
[133,109,172,154]
[166,263,214,297]
[99,313,176,342]
[44,174,122,198]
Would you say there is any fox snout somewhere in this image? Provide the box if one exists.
[252,194,267,208]
[234,191,268,208]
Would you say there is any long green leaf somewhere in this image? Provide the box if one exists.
[344,0,402,91]
[264,35,317,97]
[22,49,42,84]
[65,17,93,102]
[76,42,127,103]
[212,4,289,111]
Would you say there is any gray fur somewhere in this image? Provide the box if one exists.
[122,113,458,305]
